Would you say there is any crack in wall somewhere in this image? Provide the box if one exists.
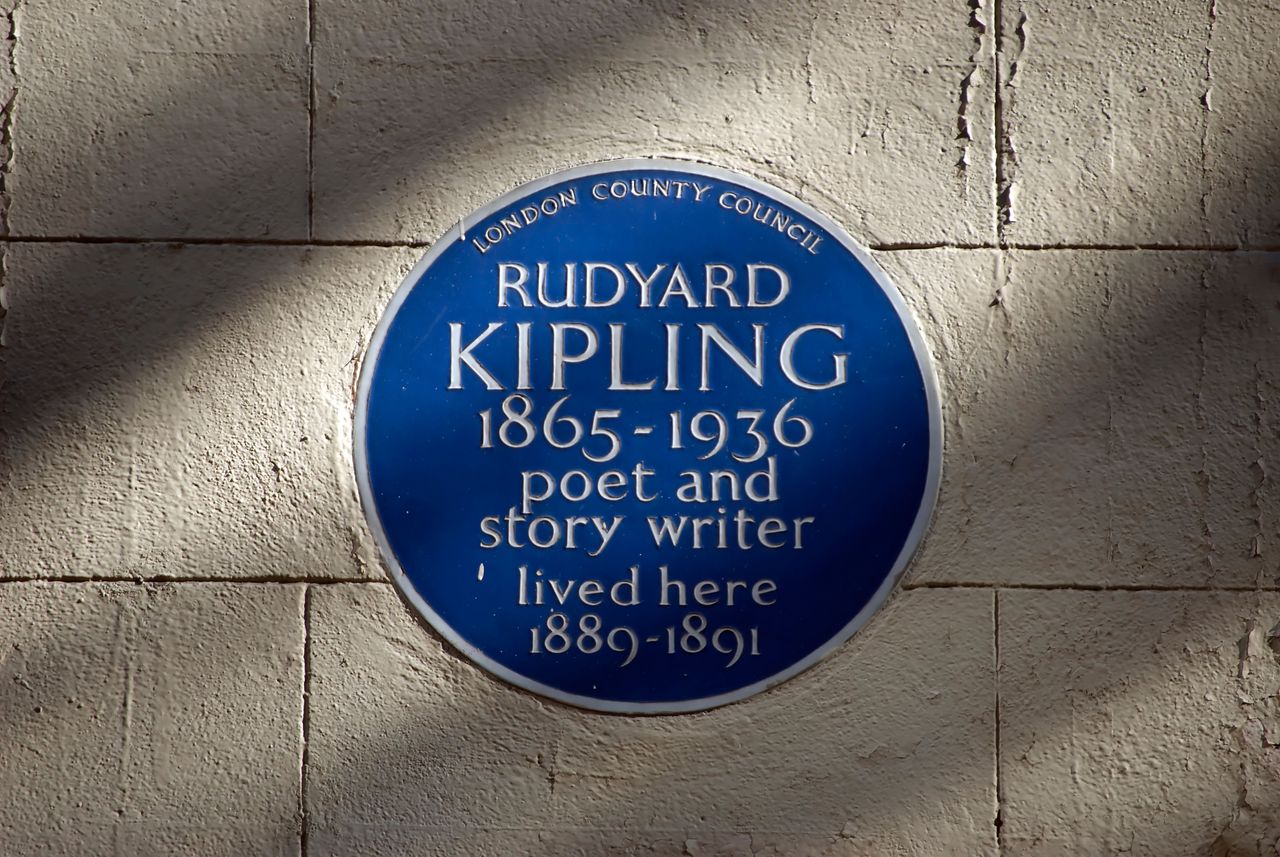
[0,1,16,537]
[0,244,7,348]
[1197,268,1217,577]
[956,0,989,182]
[299,585,313,857]
[533,743,561,799]
[1103,268,1117,567]
[113,600,137,823]
[1251,363,1265,565]
[306,0,317,241]
[0,0,18,236]
[996,7,1028,232]
[803,1,818,105]
[1200,0,1218,229]
[0,0,21,350]
[993,590,1005,854]
[989,250,1015,365]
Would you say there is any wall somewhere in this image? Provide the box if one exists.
[0,0,1277,855]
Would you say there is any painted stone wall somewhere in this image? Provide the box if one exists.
[0,0,1277,854]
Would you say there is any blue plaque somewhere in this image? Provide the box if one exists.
[355,159,941,713]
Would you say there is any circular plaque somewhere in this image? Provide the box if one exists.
[356,159,941,713]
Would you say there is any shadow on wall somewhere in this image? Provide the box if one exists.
[0,0,1277,854]
[0,582,307,857]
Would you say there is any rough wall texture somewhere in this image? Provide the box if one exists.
[0,1,1277,855]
